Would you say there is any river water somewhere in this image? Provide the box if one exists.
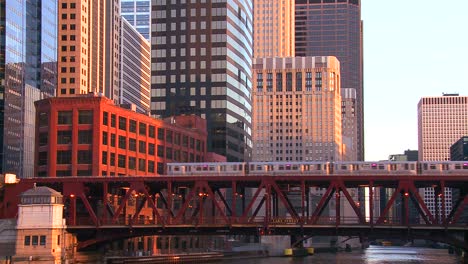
[221,246,461,264]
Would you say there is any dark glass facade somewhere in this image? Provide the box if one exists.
[0,0,57,178]
[150,0,253,161]
[295,0,364,160]
[450,137,468,161]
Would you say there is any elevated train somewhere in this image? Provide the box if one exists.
[167,161,468,176]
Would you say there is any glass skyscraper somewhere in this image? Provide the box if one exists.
[0,0,57,178]
[150,0,253,161]
[121,0,151,40]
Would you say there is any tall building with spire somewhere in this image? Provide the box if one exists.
[295,0,363,161]
[0,0,58,178]
[150,0,253,161]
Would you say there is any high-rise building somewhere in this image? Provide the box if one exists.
[418,94,468,161]
[120,18,151,113]
[150,0,253,161]
[450,136,468,161]
[341,88,357,161]
[121,0,151,40]
[253,0,294,57]
[417,94,468,218]
[295,0,364,161]
[0,0,57,178]
[252,56,343,162]
[58,0,120,102]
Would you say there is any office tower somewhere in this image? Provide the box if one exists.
[295,0,363,161]
[58,0,120,102]
[0,0,57,178]
[418,94,468,218]
[341,88,357,161]
[253,0,294,57]
[150,0,253,161]
[418,94,468,161]
[35,96,208,177]
[121,0,151,40]
[450,137,468,161]
[252,56,343,162]
[120,18,151,113]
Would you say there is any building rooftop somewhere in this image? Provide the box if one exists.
[21,186,62,198]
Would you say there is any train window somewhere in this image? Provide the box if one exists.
[174,167,180,171]
[239,164,243,171]
[464,163,468,169]
[410,164,415,170]
[341,165,347,170]
[279,165,285,170]
[403,164,408,170]
[209,166,215,171]
[455,164,461,170]
[430,165,436,170]
[442,164,448,170]
[423,164,428,170]
[378,165,385,170]
[316,164,321,170]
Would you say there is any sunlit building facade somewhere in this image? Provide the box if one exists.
[58,0,121,102]
[253,0,294,57]
[295,0,363,161]
[252,56,343,162]
[150,0,253,161]
[0,0,57,178]
[120,18,151,113]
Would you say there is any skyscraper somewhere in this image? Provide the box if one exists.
[253,0,295,57]
[58,0,120,102]
[295,0,364,161]
[252,56,343,162]
[120,17,151,113]
[150,0,253,161]
[0,0,57,178]
[121,0,151,40]
[417,94,468,218]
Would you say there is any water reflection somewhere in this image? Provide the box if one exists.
[221,246,460,264]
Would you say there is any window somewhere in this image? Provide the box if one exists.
[148,143,155,155]
[148,160,155,173]
[102,131,108,145]
[103,112,108,125]
[24,236,31,246]
[40,236,46,246]
[110,153,115,166]
[157,128,165,140]
[129,120,137,133]
[78,110,93,124]
[157,162,164,174]
[149,126,155,138]
[57,130,72,144]
[78,130,92,144]
[32,236,39,246]
[166,130,173,143]
[78,150,92,164]
[118,136,127,149]
[119,117,127,130]
[110,133,116,147]
[38,152,48,166]
[118,155,126,168]
[38,112,48,127]
[128,157,136,170]
[56,170,71,177]
[139,123,146,135]
[166,147,173,159]
[111,114,116,127]
[129,138,136,151]
[39,132,48,146]
[58,111,72,124]
[182,136,188,147]
[102,151,108,165]
[57,151,72,164]
[157,145,164,157]
[276,73,283,92]
[138,159,146,171]
[296,72,302,91]
[139,141,146,153]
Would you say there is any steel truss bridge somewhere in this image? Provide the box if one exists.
[1,174,468,250]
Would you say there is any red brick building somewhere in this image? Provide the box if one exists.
[35,95,208,177]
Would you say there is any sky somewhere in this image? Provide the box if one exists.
[361,0,468,161]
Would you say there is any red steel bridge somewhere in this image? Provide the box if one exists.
[1,174,468,250]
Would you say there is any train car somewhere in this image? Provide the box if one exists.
[248,162,330,175]
[167,162,246,176]
[419,161,468,175]
[333,161,417,175]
